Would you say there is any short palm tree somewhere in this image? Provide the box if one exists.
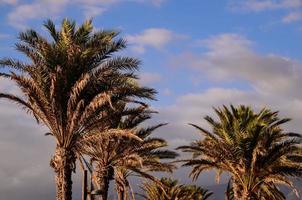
[178,105,302,200]
[226,180,234,200]
[0,19,155,200]
[140,177,212,200]
[77,105,178,200]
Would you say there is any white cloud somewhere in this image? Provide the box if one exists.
[282,11,302,23]
[0,78,22,95]
[74,0,117,18]
[126,28,183,53]
[150,0,165,6]
[229,0,302,24]
[161,33,302,149]
[76,0,118,4]
[0,78,85,199]
[281,0,302,8]
[173,33,302,98]
[231,0,278,11]
[81,5,107,19]
[0,79,53,199]
[162,88,172,96]
[230,0,302,12]
[8,0,69,29]
[139,72,162,85]
[0,0,17,5]
[0,33,9,39]
[154,87,302,150]
[136,0,165,6]
[157,88,260,126]
[6,0,166,29]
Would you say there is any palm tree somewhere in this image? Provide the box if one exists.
[226,180,234,200]
[178,105,302,200]
[77,105,178,200]
[140,177,212,200]
[0,19,155,200]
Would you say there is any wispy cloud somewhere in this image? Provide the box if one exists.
[126,28,185,53]
[139,72,162,85]
[282,11,302,23]
[7,0,68,29]
[81,6,107,19]
[156,85,302,149]
[150,0,165,6]
[77,0,166,18]
[0,33,10,39]
[0,0,17,5]
[138,0,166,6]
[172,33,302,98]
[158,34,302,148]
[5,0,167,29]
[229,0,302,25]
[229,0,302,12]
[75,0,118,18]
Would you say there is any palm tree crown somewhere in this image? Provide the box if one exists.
[77,105,178,200]
[0,18,155,200]
[178,105,302,200]
[140,177,212,200]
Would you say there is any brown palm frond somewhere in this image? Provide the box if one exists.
[0,18,156,200]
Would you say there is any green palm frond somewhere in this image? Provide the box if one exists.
[140,177,212,200]
[179,105,302,199]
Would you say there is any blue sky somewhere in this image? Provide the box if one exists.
[1,0,302,199]
[0,1,302,104]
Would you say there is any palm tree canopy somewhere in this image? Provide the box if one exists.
[0,18,156,149]
[140,177,212,200]
[178,105,302,199]
[78,104,177,171]
[0,18,156,200]
[77,105,178,199]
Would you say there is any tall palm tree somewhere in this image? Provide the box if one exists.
[140,177,212,200]
[178,105,302,200]
[0,19,155,200]
[77,105,178,200]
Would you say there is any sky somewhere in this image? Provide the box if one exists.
[0,0,302,199]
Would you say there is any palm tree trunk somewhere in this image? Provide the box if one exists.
[115,178,126,200]
[233,184,240,200]
[115,170,129,200]
[116,183,131,200]
[95,164,112,200]
[232,179,243,200]
[117,186,125,200]
[232,182,252,200]
[82,170,88,200]
[241,190,252,200]
[50,147,76,200]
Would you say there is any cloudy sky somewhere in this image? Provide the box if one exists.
[1,0,302,199]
